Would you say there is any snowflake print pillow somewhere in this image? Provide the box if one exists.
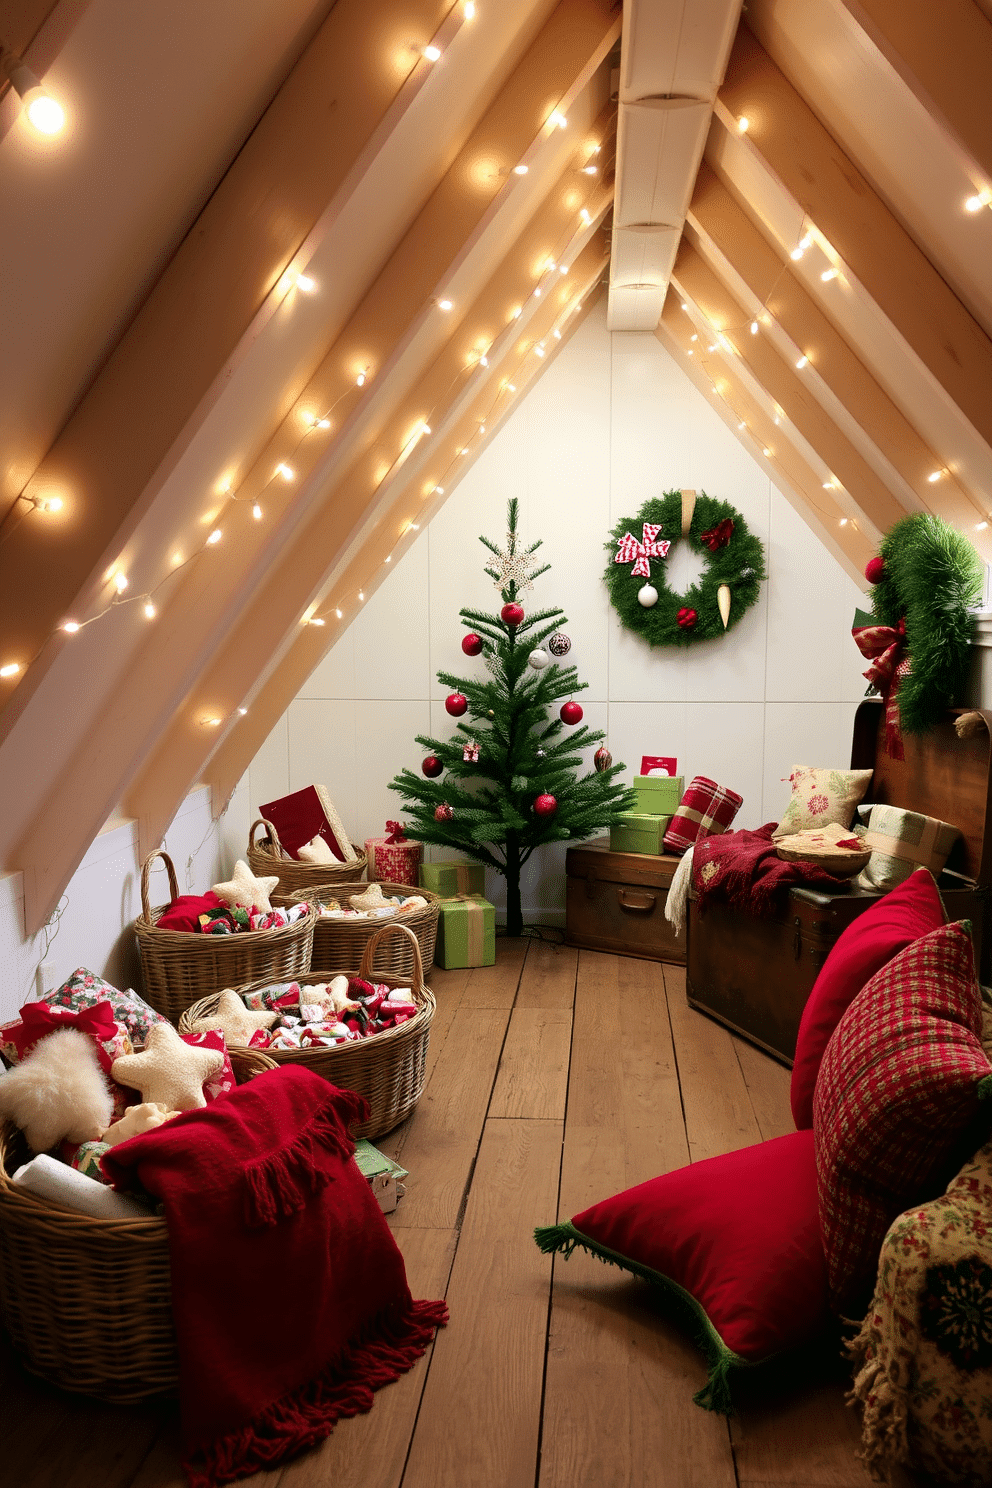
[772,765,873,840]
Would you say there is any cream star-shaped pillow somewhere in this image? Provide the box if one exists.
[212,859,279,914]
[190,988,278,1047]
[349,883,390,913]
[111,1024,225,1111]
[297,834,336,864]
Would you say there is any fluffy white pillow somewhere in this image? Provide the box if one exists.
[0,1028,113,1152]
[298,834,337,864]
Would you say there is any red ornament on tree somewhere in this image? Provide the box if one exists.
[500,602,524,627]
[445,692,468,716]
[559,701,583,725]
[534,794,558,817]
[421,755,443,778]
[434,803,454,822]
[676,607,698,630]
[865,556,886,585]
[461,632,483,656]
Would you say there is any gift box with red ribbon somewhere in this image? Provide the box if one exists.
[364,821,423,887]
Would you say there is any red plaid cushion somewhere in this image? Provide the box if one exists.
[663,776,743,856]
[813,920,992,1314]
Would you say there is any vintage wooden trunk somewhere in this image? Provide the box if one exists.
[686,700,992,1065]
[565,839,685,964]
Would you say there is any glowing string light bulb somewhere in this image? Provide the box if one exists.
[295,275,316,292]
[750,320,759,335]
[1,54,65,134]
[548,110,567,130]
[965,190,991,213]
[62,620,80,633]
[423,44,442,61]
[356,371,367,387]
[114,574,129,593]
[143,601,156,620]
[275,463,295,481]
[796,354,809,369]
[0,663,21,678]
[252,503,263,520]
[207,529,222,544]
[513,164,529,175]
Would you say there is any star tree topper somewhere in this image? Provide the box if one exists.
[481,526,550,594]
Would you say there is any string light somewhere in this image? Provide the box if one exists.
[356,371,367,387]
[62,620,80,633]
[928,470,944,483]
[976,521,989,531]
[796,354,809,369]
[821,268,838,282]
[207,529,222,544]
[0,52,65,134]
[582,164,597,175]
[0,663,21,677]
[750,320,759,335]
[252,503,263,520]
[295,275,316,292]
[579,209,591,225]
[839,517,848,526]
[358,590,365,600]
[422,44,442,61]
[33,495,63,513]
[513,164,529,175]
[690,333,698,342]
[737,420,746,429]
[464,2,476,17]
[737,116,749,133]
[275,463,295,481]
[965,190,991,213]
[548,110,568,130]
[143,600,156,620]
[203,717,222,728]
[335,608,343,619]
[238,707,248,715]
[114,574,129,593]
[762,447,772,457]
[534,344,545,356]
[437,298,453,311]
[308,617,325,626]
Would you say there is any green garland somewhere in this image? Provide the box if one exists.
[604,490,765,647]
[869,513,982,735]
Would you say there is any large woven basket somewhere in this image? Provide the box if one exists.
[291,880,441,977]
[0,1047,276,1402]
[247,818,367,903]
[135,849,317,1021]
[179,923,434,1140]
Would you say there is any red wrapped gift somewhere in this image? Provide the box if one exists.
[260,785,357,862]
[365,821,423,887]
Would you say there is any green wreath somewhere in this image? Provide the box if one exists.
[604,491,765,646]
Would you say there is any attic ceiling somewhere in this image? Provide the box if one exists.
[0,0,990,931]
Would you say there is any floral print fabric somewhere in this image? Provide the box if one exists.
[772,765,873,840]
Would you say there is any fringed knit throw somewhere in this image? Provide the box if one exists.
[103,1067,447,1488]
[693,823,839,917]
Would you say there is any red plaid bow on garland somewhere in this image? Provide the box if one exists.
[852,615,910,760]
[384,820,408,844]
[614,522,671,578]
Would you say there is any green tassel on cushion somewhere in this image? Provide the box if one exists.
[533,1220,747,1415]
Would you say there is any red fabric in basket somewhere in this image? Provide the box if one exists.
[103,1068,447,1488]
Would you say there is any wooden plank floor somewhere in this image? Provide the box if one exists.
[0,941,874,1488]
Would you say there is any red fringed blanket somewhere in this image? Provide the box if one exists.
[103,1068,447,1488]
[693,823,840,916]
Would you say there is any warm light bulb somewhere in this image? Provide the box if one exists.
[750,320,758,335]
[790,246,804,261]
[252,503,263,520]
[708,343,718,352]
[25,89,65,135]
[965,191,991,213]
[435,485,444,494]
[295,274,316,292]
[839,517,848,527]
[204,717,222,728]
[356,371,367,386]
[579,209,591,225]
[385,555,392,563]
[358,590,365,600]
[796,354,809,369]
[928,470,944,483]
[335,608,343,619]
[276,463,295,481]
[0,663,21,678]
[437,298,453,311]
[821,268,838,282]
[207,528,222,544]
[823,481,834,489]
[479,424,486,434]
[421,422,432,435]
[553,328,561,340]
[548,110,567,130]
[308,617,325,626]
[737,116,749,133]
[686,349,694,357]
[977,521,989,531]
[513,164,528,175]
[799,234,812,251]
[35,494,63,513]
[534,344,545,357]
[423,44,442,61]
[62,620,80,633]
[238,707,248,715]
[582,165,597,175]
[143,601,156,620]
[737,421,746,429]
[115,573,129,592]
[762,447,772,457]
[479,355,488,367]
[510,306,522,320]
[464,1,475,17]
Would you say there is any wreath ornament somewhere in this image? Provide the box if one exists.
[604,489,765,646]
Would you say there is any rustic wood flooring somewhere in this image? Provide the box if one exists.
[0,940,878,1487]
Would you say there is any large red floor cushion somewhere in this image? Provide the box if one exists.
[791,868,946,1129]
[813,919,992,1315]
[535,1130,828,1413]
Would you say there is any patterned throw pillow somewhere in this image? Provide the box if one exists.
[45,967,169,1045]
[771,765,872,840]
[662,776,743,857]
[857,802,961,890]
[813,920,992,1314]
[848,1135,992,1487]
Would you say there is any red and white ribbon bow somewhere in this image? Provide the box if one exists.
[614,523,671,578]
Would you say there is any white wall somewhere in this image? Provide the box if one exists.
[249,301,869,925]
[0,780,251,1025]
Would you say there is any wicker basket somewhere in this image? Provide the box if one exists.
[179,923,434,1140]
[0,1047,276,1402]
[247,818,367,903]
[291,880,441,977]
[135,849,317,1021]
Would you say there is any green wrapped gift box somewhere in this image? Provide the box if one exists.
[609,812,671,856]
[631,774,684,813]
[435,894,496,969]
[420,860,486,896]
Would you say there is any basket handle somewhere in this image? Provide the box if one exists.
[249,817,285,854]
[359,922,424,993]
[140,849,179,918]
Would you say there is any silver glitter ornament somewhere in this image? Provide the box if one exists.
[547,631,571,658]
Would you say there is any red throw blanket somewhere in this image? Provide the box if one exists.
[103,1068,447,1487]
[693,823,841,916]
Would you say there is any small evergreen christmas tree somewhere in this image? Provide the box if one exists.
[389,499,634,936]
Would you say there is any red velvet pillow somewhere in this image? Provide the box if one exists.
[535,1130,828,1412]
[813,920,992,1315]
[790,868,946,1129]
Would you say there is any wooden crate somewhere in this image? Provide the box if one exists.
[565,838,685,964]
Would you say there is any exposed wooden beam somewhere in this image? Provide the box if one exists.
[670,239,907,537]
[716,24,992,455]
[203,276,609,821]
[129,240,610,853]
[0,0,486,718]
[687,160,990,544]
[838,0,992,182]
[657,298,872,585]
